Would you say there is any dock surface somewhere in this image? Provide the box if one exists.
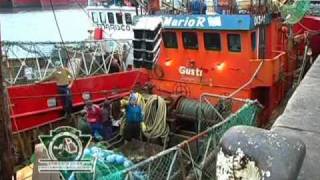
[272,55,320,179]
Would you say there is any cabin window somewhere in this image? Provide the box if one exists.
[92,12,99,24]
[182,32,198,49]
[125,13,132,24]
[251,31,256,50]
[107,12,114,24]
[99,12,106,23]
[227,34,241,52]
[116,13,123,24]
[162,32,178,48]
[204,32,221,51]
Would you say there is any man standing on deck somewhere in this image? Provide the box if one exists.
[36,61,73,118]
[123,93,143,143]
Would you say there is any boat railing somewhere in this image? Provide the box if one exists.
[1,39,132,85]
[159,0,274,15]
[249,50,287,86]
[8,70,149,133]
[113,99,262,179]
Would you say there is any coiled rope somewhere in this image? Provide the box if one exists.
[142,95,170,139]
[136,93,146,111]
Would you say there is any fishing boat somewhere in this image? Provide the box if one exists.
[3,0,320,179]
[3,0,147,134]
[86,0,138,40]
[85,0,145,67]
[133,13,290,125]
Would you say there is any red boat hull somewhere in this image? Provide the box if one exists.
[12,0,40,7]
[294,16,320,57]
[8,70,149,133]
[40,0,87,7]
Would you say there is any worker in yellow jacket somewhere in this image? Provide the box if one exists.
[36,61,74,118]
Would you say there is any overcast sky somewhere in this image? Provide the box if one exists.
[0,9,92,42]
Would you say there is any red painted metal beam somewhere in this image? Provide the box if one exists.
[8,70,149,133]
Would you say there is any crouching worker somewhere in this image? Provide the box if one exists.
[83,99,105,141]
[123,93,143,143]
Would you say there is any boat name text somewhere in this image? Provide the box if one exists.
[253,15,269,26]
[163,16,222,28]
[179,66,203,77]
[97,24,131,31]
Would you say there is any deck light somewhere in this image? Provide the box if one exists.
[216,62,225,71]
[164,59,172,66]
[189,60,196,67]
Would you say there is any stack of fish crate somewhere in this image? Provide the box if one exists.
[133,17,162,69]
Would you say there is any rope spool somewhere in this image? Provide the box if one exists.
[176,98,232,126]
[143,95,170,139]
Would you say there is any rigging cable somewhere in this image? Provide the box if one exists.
[49,0,66,48]
[49,0,78,79]
[72,0,92,20]
[72,0,129,43]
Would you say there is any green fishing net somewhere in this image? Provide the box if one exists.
[70,146,135,180]
[281,0,310,24]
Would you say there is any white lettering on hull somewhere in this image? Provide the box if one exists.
[179,66,203,77]
[163,16,220,28]
[253,15,267,26]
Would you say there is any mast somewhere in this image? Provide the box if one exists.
[0,34,15,180]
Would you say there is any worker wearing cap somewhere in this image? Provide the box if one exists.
[123,92,143,142]
[37,61,74,117]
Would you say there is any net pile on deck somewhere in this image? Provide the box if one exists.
[70,146,144,180]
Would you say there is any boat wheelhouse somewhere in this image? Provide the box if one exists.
[86,1,145,67]
[134,14,294,124]
[86,3,138,40]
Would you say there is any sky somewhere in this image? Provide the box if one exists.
[0,8,92,42]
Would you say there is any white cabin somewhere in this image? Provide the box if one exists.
[86,5,138,40]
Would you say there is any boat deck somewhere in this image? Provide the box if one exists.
[271,55,320,179]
